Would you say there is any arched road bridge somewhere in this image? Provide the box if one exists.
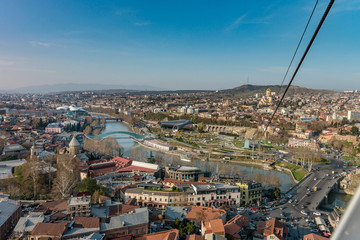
[86,131,147,140]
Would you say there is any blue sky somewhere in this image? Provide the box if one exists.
[0,0,359,90]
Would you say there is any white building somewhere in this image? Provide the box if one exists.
[348,111,360,121]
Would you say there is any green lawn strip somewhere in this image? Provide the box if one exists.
[233,140,244,148]
[276,162,307,181]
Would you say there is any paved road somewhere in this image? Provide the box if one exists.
[285,151,355,213]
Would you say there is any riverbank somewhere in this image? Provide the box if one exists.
[90,111,138,133]
[90,111,296,185]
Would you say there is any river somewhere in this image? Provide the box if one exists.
[327,192,352,208]
[98,119,295,192]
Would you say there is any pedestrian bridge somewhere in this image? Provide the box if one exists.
[86,131,147,140]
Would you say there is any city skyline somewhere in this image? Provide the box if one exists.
[1,0,360,90]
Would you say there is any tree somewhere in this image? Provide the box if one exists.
[186,222,196,235]
[351,126,359,136]
[75,177,107,196]
[83,125,93,135]
[273,187,281,200]
[52,167,79,198]
[147,151,155,163]
[76,177,99,194]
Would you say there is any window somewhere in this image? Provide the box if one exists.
[136,229,139,234]
[142,228,145,232]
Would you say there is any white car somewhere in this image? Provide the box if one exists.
[313,212,321,216]
[301,210,309,215]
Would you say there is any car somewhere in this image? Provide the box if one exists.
[310,229,319,233]
[313,212,321,216]
[314,177,317,181]
[237,207,245,211]
[288,200,293,204]
[301,210,309,215]
[301,205,305,209]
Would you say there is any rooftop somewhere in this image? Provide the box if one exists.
[0,199,20,227]
[68,196,91,206]
[100,207,149,231]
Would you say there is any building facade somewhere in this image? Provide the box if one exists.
[67,196,91,218]
[236,182,263,206]
[166,166,202,182]
[0,199,21,240]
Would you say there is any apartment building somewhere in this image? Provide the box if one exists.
[235,182,263,206]
[67,196,91,218]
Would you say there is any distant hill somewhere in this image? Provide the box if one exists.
[3,83,164,94]
[219,84,335,97]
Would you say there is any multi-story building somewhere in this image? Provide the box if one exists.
[124,184,189,209]
[348,110,360,121]
[288,138,319,150]
[67,196,91,218]
[165,166,202,182]
[235,182,263,206]
[190,184,241,207]
[45,123,64,134]
[0,199,21,240]
[100,208,149,238]
[125,183,240,208]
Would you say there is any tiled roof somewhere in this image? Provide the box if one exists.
[208,219,225,234]
[185,206,226,223]
[117,166,156,173]
[185,234,204,240]
[73,217,100,228]
[303,233,328,240]
[134,229,179,240]
[31,222,69,237]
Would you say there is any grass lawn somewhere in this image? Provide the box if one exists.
[276,162,307,181]
[342,155,360,166]
[233,140,244,148]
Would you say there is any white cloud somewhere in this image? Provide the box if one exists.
[30,41,51,47]
[225,14,270,32]
[225,14,247,32]
[133,21,150,26]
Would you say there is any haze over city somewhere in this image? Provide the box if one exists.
[1,0,360,91]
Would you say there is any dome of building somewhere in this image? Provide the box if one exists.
[69,136,80,147]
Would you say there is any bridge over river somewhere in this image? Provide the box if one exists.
[86,131,148,140]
